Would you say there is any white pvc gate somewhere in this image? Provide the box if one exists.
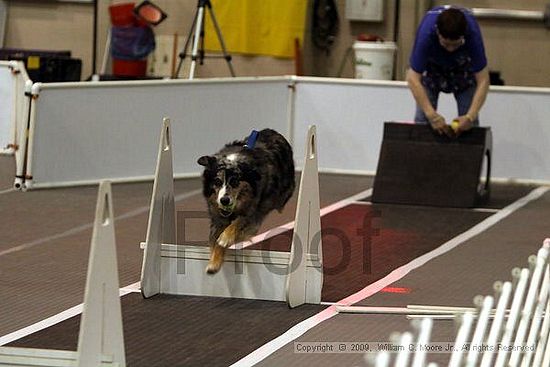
[23,78,291,189]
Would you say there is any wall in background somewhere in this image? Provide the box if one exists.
[4,0,297,79]
[3,0,550,86]
[0,0,7,47]
[100,0,296,78]
[321,0,550,85]
[302,0,398,78]
[4,1,93,77]
[432,0,550,87]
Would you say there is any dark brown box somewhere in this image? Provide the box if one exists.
[372,122,492,207]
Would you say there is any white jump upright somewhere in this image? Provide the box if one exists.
[140,119,323,307]
[140,118,176,298]
[286,125,322,308]
[0,181,126,367]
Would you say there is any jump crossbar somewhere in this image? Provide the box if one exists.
[140,118,323,307]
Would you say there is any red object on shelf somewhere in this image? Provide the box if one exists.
[134,1,168,26]
[134,17,149,28]
[109,3,136,26]
[357,34,384,42]
[112,59,147,77]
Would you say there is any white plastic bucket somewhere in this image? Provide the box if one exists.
[353,41,397,80]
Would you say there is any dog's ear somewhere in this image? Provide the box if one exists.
[197,155,216,167]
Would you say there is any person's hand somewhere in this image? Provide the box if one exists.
[427,112,454,137]
[452,114,474,136]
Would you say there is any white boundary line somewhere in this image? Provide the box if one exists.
[0,189,202,258]
[0,188,14,195]
[0,282,140,346]
[230,186,549,367]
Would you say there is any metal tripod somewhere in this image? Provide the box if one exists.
[174,0,236,79]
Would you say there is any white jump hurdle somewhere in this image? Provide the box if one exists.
[140,118,323,307]
[364,239,550,367]
[0,182,126,367]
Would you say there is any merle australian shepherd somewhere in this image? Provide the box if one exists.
[197,129,295,274]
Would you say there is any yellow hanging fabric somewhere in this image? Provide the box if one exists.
[204,0,308,58]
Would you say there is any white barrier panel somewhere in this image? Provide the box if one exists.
[16,76,550,190]
[0,61,29,156]
[0,61,14,155]
[292,79,412,174]
[140,119,322,307]
[292,78,550,182]
[23,78,291,189]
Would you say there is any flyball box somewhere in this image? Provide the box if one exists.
[372,122,492,208]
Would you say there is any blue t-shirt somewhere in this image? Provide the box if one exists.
[409,6,487,92]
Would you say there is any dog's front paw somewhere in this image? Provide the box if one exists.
[217,233,231,248]
[206,261,221,274]
[217,224,237,248]
[206,245,225,274]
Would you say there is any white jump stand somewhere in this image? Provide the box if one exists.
[0,181,126,366]
[140,118,323,308]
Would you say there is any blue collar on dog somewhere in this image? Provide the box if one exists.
[244,130,259,149]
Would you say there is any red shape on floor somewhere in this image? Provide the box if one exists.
[380,286,412,294]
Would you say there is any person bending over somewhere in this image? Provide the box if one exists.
[406,6,489,137]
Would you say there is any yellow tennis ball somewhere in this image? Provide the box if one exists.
[451,120,460,132]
